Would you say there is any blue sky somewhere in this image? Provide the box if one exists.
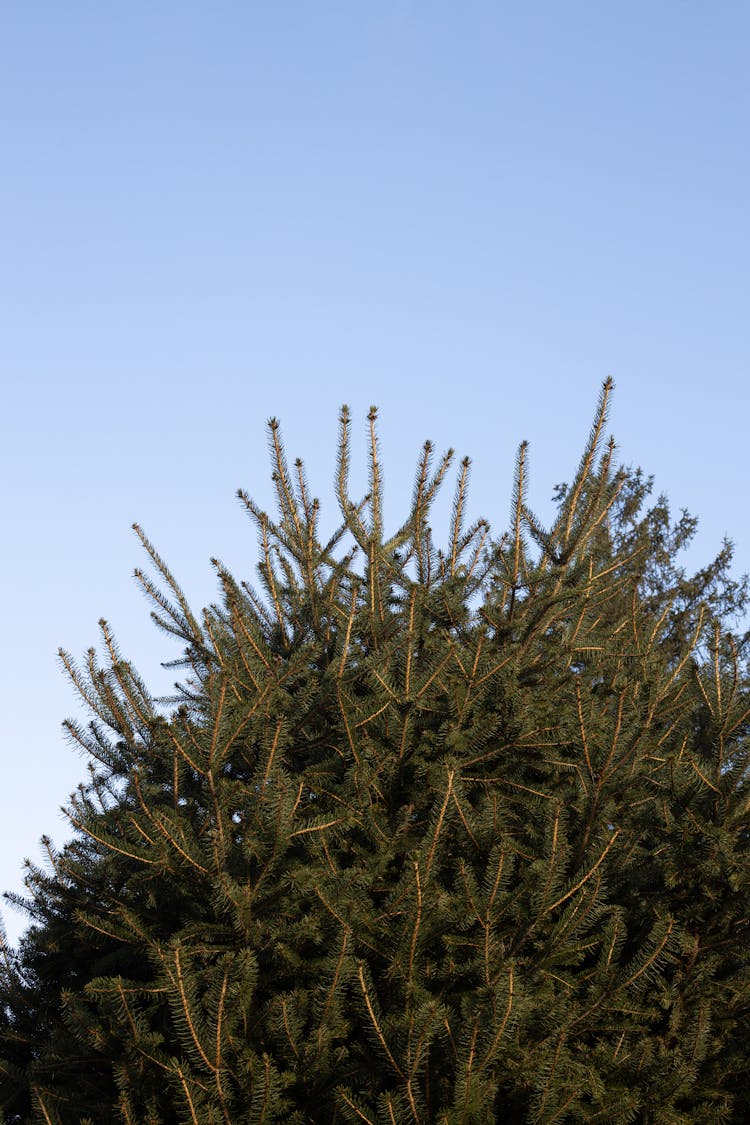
[2,2,748,944]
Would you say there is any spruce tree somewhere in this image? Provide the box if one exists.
[1,381,749,1123]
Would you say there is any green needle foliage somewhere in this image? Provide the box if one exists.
[2,382,749,1123]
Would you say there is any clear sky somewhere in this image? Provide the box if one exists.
[2,2,748,945]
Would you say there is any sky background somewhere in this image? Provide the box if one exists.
[1,2,748,945]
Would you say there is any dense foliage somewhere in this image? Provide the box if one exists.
[2,382,749,1123]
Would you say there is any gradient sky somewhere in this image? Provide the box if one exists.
[2,2,749,945]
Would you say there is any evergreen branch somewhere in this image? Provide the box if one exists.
[316,927,350,1054]
[31,1089,57,1125]
[207,681,227,768]
[236,489,303,566]
[259,517,288,642]
[654,603,706,704]
[338,1089,376,1124]
[451,787,480,850]
[463,520,490,585]
[511,440,529,598]
[412,648,454,700]
[357,962,404,1078]
[460,1021,481,1117]
[260,718,285,789]
[268,416,304,542]
[449,456,470,576]
[619,918,676,993]
[174,1064,201,1125]
[404,588,417,697]
[335,684,363,769]
[480,964,515,1070]
[575,682,594,788]
[367,406,383,541]
[280,997,299,1060]
[171,945,218,1075]
[353,700,391,729]
[560,376,613,548]
[336,405,370,548]
[473,651,515,687]
[538,803,562,912]
[424,768,454,881]
[408,860,423,985]
[133,523,204,644]
[289,817,346,838]
[131,770,211,875]
[687,756,723,797]
[168,720,208,778]
[65,813,161,866]
[224,583,273,673]
[533,1030,566,1122]
[58,648,116,729]
[543,829,621,915]
[76,913,139,945]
